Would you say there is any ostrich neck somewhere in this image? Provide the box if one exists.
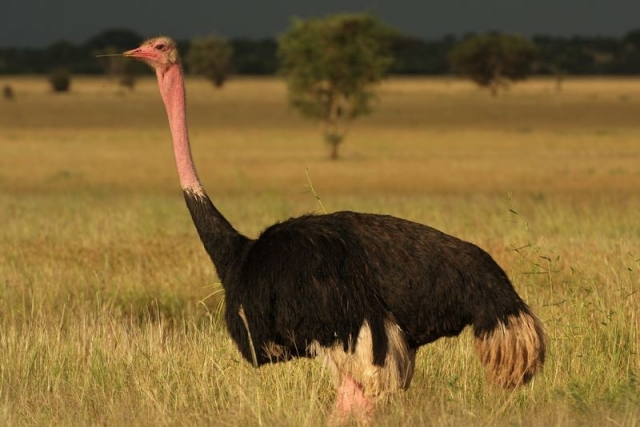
[157,65,202,192]
[156,64,250,283]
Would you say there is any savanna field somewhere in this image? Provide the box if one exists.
[0,75,638,426]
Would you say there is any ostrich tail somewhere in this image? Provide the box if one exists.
[473,310,546,388]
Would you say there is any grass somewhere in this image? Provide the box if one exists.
[0,75,638,425]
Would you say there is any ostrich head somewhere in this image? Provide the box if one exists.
[124,36,179,72]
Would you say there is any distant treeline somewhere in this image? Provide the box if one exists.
[2,28,640,76]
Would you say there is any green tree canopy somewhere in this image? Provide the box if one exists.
[186,36,234,88]
[278,14,396,159]
[450,33,537,96]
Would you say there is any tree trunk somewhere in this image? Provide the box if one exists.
[555,74,564,93]
[490,64,503,97]
[324,132,343,160]
[490,83,499,97]
[330,142,339,160]
[324,97,344,160]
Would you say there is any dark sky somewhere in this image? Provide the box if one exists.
[3,0,640,47]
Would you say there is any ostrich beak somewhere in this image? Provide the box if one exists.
[123,48,142,58]
[123,47,158,64]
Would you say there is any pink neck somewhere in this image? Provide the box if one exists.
[156,65,203,194]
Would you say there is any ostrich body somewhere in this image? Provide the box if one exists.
[124,37,546,422]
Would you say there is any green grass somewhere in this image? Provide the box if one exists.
[0,76,638,425]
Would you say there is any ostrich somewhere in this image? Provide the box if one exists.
[123,37,546,422]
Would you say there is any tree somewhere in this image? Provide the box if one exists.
[278,14,396,160]
[49,68,71,92]
[187,36,234,88]
[450,33,537,96]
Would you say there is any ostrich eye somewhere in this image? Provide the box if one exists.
[155,43,166,51]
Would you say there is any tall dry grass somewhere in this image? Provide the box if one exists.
[0,76,638,425]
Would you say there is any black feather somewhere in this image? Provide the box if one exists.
[185,192,530,367]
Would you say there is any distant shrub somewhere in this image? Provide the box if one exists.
[119,73,136,90]
[3,84,14,99]
[187,36,234,88]
[49,68,71,92]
